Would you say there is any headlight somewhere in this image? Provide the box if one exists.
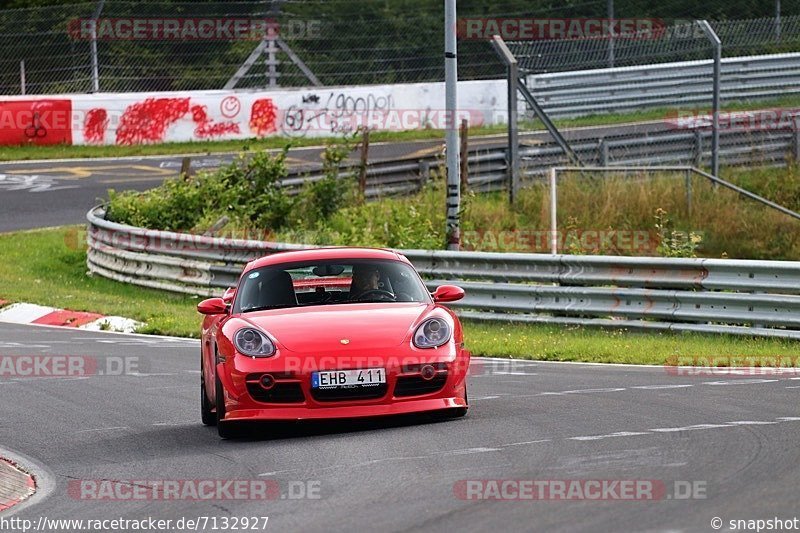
[234,328,276,357]
[413,318,452,348]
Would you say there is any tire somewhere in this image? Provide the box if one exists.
[200,362,216,426]
[215,371,237,439]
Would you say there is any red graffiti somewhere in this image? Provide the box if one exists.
[250,99,277,136]
[83,108,108,144]
[190,104,240,139]
[116,98,190,145]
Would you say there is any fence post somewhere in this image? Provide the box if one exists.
[459,119,469,193]
[19,60,26,95]
[685,170,693,219]
[607,0,615,68]
[776,0,782,42]
[697,20,721,177]
[549,167,558,255]
[90,0,105,93]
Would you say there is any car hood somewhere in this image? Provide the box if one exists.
[239,302,432,352]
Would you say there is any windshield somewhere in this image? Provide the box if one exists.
[233,259,431,313]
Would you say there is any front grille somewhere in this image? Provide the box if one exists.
[394,374,447,397]
[246,382,305,403]
[311,384,388,402]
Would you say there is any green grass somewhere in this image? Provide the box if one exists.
[0,226,798,364]
[5,93,800,161]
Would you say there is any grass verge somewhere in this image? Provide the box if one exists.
[0,226,797,364]
[4,93,800,161]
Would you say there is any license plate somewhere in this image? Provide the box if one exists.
[312,368,386,389]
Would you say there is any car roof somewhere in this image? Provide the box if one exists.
[244,247,408,272]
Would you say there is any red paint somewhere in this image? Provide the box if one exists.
[200,248,469,433]
[33,309,104,327]
[191,104,240,139]
[249,99,278,136]
[83,108,108,144]
[116,98,190,145]
[0,100,72,146]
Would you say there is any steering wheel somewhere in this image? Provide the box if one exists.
[356,289,396,301]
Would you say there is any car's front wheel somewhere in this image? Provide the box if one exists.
[200,361,216,426]
[215,371,237,438]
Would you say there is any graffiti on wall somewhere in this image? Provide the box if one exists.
[281,91,394,136]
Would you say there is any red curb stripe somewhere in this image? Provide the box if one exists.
[33,309,105,328]
[0,458,35,512]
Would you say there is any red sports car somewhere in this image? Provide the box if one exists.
[198,247,470,438]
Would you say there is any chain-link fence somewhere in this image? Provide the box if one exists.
[1,0,799,95]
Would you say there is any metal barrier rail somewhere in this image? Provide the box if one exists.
[87,207,800,339]
[525,52,800,119]
[277,120,800,197]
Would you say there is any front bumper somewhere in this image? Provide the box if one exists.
[217,349,469,422]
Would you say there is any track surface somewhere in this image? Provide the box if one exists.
[0,121,664,233]
[1,322,798,532]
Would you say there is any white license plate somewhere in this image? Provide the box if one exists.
[312,368,386,389]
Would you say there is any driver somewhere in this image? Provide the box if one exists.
[349,264,381,300]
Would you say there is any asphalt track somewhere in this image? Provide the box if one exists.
[2,322,798,532]
[0,121,665,233]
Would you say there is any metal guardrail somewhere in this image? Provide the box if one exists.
[278,118,800,197]
[87,206,800,339]
[526,52,800,119]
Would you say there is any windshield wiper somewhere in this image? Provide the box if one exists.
[241,304,295,313]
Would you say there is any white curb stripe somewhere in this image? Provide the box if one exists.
[0,303,58,324]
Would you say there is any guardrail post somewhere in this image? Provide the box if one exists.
[180,157,192,181]
[359,129,370,199]
[598,138,609,166]
[792,117,800,163]
[418,160,430,191]
[459,119,469,193]
[693,129,704,168]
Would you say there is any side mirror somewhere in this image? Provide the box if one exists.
[222,287,236,304]
[197,297,228,315]
[432,285,465,303]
